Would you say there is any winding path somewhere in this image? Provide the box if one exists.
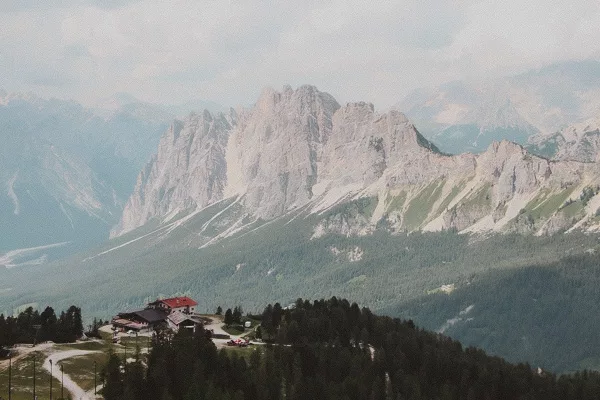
[42,350,100,400]
[0,343,54,371]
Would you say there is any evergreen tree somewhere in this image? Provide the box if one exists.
[98,297,600,400]
[39,306,57,342]
[224,309,233,326]
[103,352,124,400]
[233,306,242,324]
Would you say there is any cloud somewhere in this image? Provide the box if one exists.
[0,0,599,109]
[0,0,142,13]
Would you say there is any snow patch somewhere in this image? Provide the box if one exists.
[59,202,75,229]
[86,223,175,261]
[235,263,246,271]
[162,207,183,224]
[437,304,474,334]
[0,242,69,268]
[329,246,364,262]
[199,195,242,234]
[7,172,20,215]
[199,214,257,249]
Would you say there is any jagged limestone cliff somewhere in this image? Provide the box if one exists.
[112,85,600,240]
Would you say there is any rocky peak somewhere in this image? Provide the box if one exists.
[111,110,232,236]
[227,85,341,217]
[528,114,600,163]
[115,85,600,240]
[114,86,450,235]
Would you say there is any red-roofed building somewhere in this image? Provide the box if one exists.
[111,296,201,334]
[148,296,198,315]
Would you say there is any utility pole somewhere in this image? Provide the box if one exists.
[94,361,97,396]
[32,325,41,347]
[32,353,36,400]
[60,364,64,400]
[49,359,53,400]
[8,352,12,400]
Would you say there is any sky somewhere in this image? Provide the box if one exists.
[1,0,599,109]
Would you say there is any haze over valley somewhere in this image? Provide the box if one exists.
[2,0,600,387]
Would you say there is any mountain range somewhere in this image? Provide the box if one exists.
[400,60,600,154]
[113,84,600,242]
[4,61,600,372]
[0,91,176,265]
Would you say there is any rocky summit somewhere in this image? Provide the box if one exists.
[113,85,600,241]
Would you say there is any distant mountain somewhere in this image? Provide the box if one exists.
[162,99,225,118]
[528,114,600,162]
[0,91,173,262]
[95,93,225,120]
[399,59,600,154]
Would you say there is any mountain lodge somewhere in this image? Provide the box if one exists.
[112,296,202,334]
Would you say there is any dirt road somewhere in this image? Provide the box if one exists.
[42,349,100,400]
[0,342,54,371]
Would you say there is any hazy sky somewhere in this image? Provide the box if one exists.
[1,0,599,109]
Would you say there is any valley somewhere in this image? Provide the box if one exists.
[2,201,600,372]
[4,68,600,378]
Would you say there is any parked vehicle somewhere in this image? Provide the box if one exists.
[226,338,250,347]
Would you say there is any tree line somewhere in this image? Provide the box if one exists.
[103,297,600,400]
[0,305,84,346]
[391,253,600,372]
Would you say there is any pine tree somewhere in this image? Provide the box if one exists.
[224,309,233,326]
[103,352,124,400]
[233,306,242,324]
[39,306,57,342]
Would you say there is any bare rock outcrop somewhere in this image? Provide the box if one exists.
[113,85,600,239]
[112,111,232,236]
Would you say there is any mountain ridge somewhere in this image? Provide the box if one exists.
[113,85,600,241]
[399,59,600,154]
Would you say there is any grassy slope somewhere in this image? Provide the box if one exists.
[5,210,597,316]
[0,353,58,400]
[2,199,600,372]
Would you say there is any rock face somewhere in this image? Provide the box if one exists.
[114,85,600,239]
[320,103,438,188]
[113,111,233,235]
[529,115,600,163]
[226,85,340,218]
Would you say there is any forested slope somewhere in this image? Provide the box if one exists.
[388,254,600,372]
[104,298,600,400]
[3,209,600,373]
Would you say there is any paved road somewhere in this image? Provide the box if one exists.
[42,350,100,400]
